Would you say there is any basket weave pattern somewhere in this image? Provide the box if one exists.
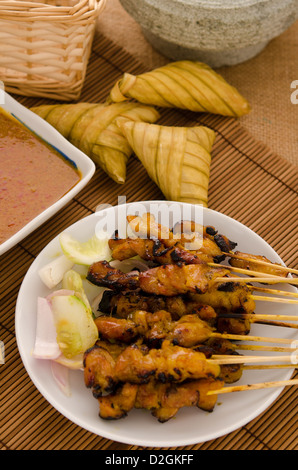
[0,0,106,100]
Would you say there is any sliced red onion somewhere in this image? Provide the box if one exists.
[46,289,74,302]
[33,297,60,360]
[51,361,71,397]
[54,353,84,370]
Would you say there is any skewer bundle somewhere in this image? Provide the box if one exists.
[84,213,298,422]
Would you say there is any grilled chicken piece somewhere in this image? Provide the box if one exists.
[98,382,139,420]
[96,288,252,337]
[201,337,243,383]
[138,263,229,296]
[83,342,119,395]
[83,339,149,395]
[95,316,140,344]
[229,251,290,277]
[87,261,230,296]
[113,340,219,384]
[97,377,223,421]
[173,219,237,261]
[93,319,243,383]
[109,213,237,266]
[188,280,254,335]
[84,339,221,396]
[216,316,251,336]
[95,310,215,348]
[109,235,223,265]
[126,213,237,255]
[189,280,256,315]
[97,289,217,323]
[87,260,139,291]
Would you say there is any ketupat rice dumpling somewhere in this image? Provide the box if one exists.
[31,102,160,184]
[118,120,216,207]
[109,60,250,117]
[31,59,248,203]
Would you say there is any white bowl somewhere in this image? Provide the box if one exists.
[119,0,298,67]
[0,92,95,256]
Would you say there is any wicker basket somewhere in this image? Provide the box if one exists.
[0,0,106,101]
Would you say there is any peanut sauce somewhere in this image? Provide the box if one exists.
[0,108,81,245]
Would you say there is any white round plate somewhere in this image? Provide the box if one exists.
[15,201,297,447]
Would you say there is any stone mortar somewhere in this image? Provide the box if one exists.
[119,0,298,66]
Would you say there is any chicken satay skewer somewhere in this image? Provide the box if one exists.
[87,262,298,316]
[109,233,292,285]
[207,378,298,395]
[87,260,231,296]
[108,240,298,303]
[87,261,298,313]
[97,377,223,422]
[222,251,298,276]
[127,214,295,278]
[95,289,295,336]
[94,313,296,348]
[96,374,297,421]
[125,213,295,284]
[84,340,222,396]
[96,375,298,421]
[84,342,295,401]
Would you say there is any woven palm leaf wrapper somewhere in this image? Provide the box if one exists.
[31,101,160,183]
[0,0,106,101]
[119,120,216,206]
[109,60,251,117]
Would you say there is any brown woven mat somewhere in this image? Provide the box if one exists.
[1,31,297,451]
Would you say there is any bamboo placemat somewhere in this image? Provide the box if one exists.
[1,31,297,451]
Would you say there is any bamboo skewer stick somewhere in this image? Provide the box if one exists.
[234,344,295,352]
[243,364,298,370]
[209,354,295,364]
[217,313,298,329]
[211,333,295,344]
[219,313,298,321]
[253,321,298,329]
[221,251,298,276]
[251,294,298,304]
[214,276,298,285]
[250,285,298,298]
[207,379,298,395]
[209,262,284,280]
[253,320,298,329]
[211,354,294,360]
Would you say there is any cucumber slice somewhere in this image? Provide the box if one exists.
[51,294,98,358]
